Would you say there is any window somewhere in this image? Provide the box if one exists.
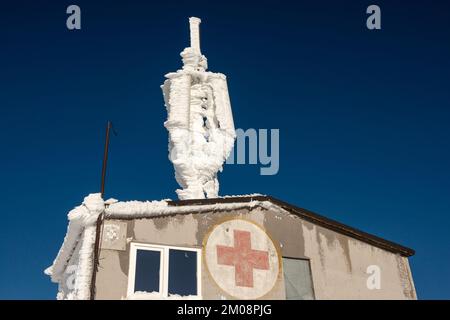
[134,248,163,293]
[282,257,315,300]
[168,249,198,296]
[128,243,201,298]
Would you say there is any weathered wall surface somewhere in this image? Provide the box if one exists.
[94,206,416,300]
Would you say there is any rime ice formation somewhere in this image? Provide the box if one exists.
[44,193,105,300]
[161,17,236,200]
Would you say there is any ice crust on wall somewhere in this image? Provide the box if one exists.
[44,193,105,300]
[162,17,236,200]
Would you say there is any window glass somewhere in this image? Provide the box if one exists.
[168,249,197,296]
[134,249,161,293]
[283,257,314,300]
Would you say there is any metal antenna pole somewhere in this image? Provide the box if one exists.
[100,121,113,197]
[92,121,116,298]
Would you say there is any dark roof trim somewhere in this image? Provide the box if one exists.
[168,195,415,257]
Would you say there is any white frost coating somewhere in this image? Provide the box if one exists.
[221,193,263,198]
[189,17,201,54]
[44,193,105,300]
[105,199,264,219]
[73,225,97,300]
[125,291,200,300]
[162,17,236,200]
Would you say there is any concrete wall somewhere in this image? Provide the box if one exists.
[94,206,416,300]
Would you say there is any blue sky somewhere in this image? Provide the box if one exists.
[0,0,449,299]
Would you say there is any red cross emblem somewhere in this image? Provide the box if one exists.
[216,229,270,288]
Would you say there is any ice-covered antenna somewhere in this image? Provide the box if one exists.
[189,17,201,54]
[162,17,236,200]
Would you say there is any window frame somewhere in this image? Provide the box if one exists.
[282,256,316,300]
[127,243,202,299]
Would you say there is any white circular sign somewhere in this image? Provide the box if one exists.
[204,219,280,299]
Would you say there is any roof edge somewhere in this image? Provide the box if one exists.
[167,195,415,257]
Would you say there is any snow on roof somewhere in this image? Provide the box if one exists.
[104,194,266,219]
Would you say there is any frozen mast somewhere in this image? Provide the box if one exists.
[161,17,236,200]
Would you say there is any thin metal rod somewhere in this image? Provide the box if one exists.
[100,121,112,197]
